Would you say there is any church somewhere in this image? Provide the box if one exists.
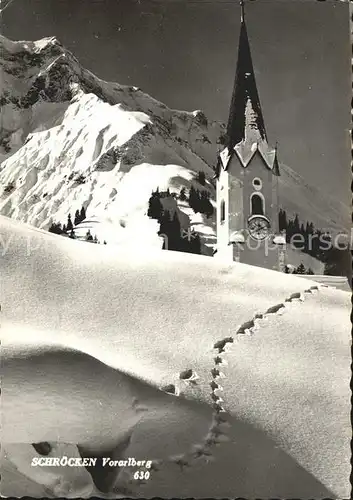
[215,0,286,271]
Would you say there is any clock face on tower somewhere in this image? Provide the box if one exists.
[247,215,271,240]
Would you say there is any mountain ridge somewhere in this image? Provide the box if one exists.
[0,34,349,252]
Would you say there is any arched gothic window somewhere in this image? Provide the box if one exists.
[220,200,226,223]
[250,193,265,216]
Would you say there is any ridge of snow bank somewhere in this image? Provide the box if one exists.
[0,215,350,497]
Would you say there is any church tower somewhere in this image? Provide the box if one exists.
[215,0,286,271]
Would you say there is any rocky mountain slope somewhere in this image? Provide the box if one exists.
[0,35,350,250]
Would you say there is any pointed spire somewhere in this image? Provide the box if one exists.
[272,142,281,176]
[226,0,267,150]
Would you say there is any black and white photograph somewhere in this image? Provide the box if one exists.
[0,0,351,497]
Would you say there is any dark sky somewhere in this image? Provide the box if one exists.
[1,0,351,202]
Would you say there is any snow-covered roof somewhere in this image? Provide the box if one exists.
[217,140,280,173]
[273,234,286,245]
[230,231,245,243]
[220,147,231,169]
[216,13,281,177]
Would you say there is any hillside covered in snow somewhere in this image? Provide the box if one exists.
[1,214,351,498]
[0,34,350,253]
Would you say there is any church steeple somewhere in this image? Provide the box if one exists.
[272,142,281,176]
[215,0,284,271]
[226,0,267,150]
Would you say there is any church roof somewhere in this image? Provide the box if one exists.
[272,145,281,176]
[216,1,280,177]
[219,142,280,173]
[226,5,267,150]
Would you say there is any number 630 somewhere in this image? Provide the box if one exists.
[133,470,150,480]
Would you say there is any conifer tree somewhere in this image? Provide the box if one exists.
[278,209,288,232]
[188,185,214,217]
[293,214,300,234]
[201,190,214,218]
[86,229,93,241]
[305,221,313,235]
[179,187,187,201]
[291,215,300,249]
[49,223,63,235]
[286,219,293,242]
[188,186,198,212]
[67,214,73,231]
[294,263,306,274]
[311,229,320,259]
[283,210,288,230]
[147,190,163,221]
[74,209,80,226]
[80,206,86,222]
[197,171,206,186]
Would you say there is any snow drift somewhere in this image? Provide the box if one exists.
[0,215,350,498]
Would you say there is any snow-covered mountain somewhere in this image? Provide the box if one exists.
[0,34,350,249]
